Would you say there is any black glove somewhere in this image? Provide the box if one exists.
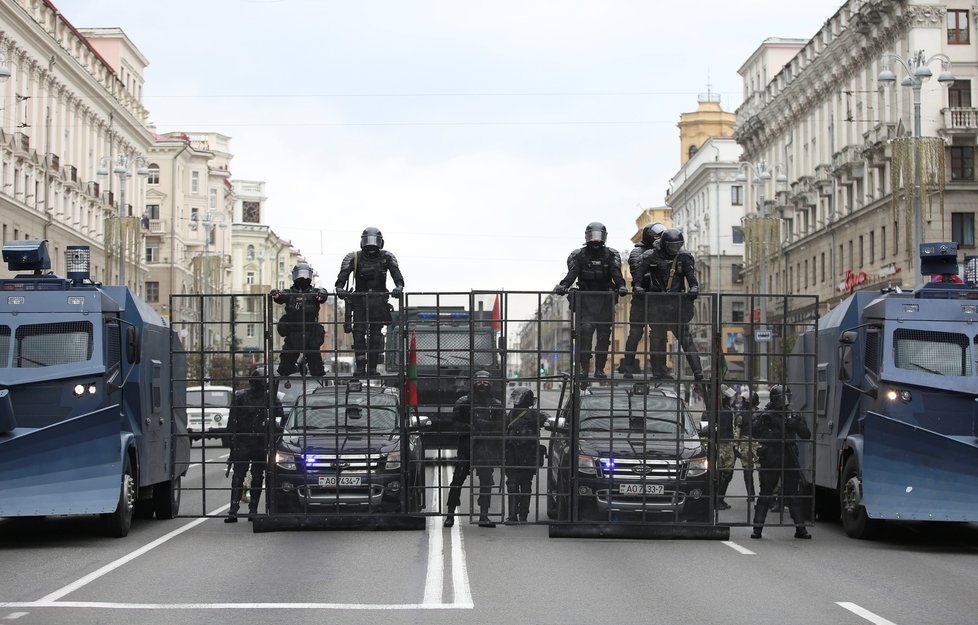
[316,288,329,303]
[633,286,646,295]
[685,289,698,301]
[617,286,628,296]
[270,289,281,301]
[336,288,349,299]
[554,284,568,296]
[391,286,403,298]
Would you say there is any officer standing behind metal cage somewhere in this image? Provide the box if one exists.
[272,262,329,378]
[225,366,284,523]
[554,222,628,380]
[750,385,812,540]
[620,222,664,377]
[634,228,703,381]
[335,227,405,377]
[444,370,506,529]
[504,386,547,523]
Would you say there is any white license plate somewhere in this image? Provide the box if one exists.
[318,476,362,487]
[619,483,665,495]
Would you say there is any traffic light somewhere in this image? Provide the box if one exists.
[539,365,546,375]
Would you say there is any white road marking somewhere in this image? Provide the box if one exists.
[450,509,473,608]
[837,602,900,625]
[35,503,231,603]
[2,613,27,620]
[0,602,465,611]
[721,540,756,555]
[422,485,445,605]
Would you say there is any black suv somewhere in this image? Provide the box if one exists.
[546,381,710,523]
[268,380,427,514]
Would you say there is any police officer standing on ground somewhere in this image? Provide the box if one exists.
[444,370,505,528]
[504,386,547,523]
[225,366,284,523]
[272,262,328,378]
[635,228,703,381]
[335,227,405,377]
[554,222,628,381]
[620,222,665,378]
[750,385,812,539]
[715,385,737,510]
[735,390,759,502]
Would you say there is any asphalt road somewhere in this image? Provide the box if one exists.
[2,395,978,625]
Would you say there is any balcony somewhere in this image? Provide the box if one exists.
[13,132,30,154]
[832,146,865,178]
[63,165,78,184]
[148,219,165,234]
[46,153,59,170]
[942,107,978,133]
[87,181,100,197]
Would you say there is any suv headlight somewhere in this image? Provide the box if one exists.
[275,451,297,470]
[687,456,708,477]
[578,454,597,475]
[385,451,401,471]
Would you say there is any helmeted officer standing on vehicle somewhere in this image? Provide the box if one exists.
[335,227,405,377]
[554,222,628,380]
[225,366,283,523]
[635,228,703,381]
[620,222,665,377]
[750,385,812,539]
[444,370,505,528]
[504,386,546,523]
[272,262,328,378]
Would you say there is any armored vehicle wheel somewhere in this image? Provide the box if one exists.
[103,456,135,537]
[840,456,879,539]
[153,477,181,519]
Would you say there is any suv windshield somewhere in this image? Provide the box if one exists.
[893,329,973,377]
[578,394,698,438]
[186,389,232,408]
[287,392,399,431]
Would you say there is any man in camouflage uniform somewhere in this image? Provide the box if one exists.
[715,385,737,510]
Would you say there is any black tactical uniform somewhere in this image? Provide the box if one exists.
[750,385,812,539]
[272,262,328,377]
[225,366,284,522]
[555,222,628,379]
[621,222,665,377]
[444,370,505,528]
[635,228,703,380]
[504,387,546,523]
[335,227,405,376]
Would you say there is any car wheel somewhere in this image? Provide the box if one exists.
[103,455,135,537]
[840,455,880,539]
[153,477,181,519]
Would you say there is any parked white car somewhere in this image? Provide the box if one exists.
[186,385,233,446]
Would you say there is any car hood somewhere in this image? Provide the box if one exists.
[280,431,399,454]
[579,433,703,459]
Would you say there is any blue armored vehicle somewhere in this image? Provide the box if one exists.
[790,242,978,538]
[0,241,189,536]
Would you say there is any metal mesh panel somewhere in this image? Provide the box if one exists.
[0,326,10,368]
[106,322,121,369]
[893,328,972,376]
[14,321,93,368]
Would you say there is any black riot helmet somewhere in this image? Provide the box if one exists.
[249,365,268,393]
[660,228,685,258]
[291,262,313,289]
[641,222,665,247]
[472,369,493,396]
[360,227,384,257]
[585,222,608,249]
[769,385,791,409]
[510,386,535,409]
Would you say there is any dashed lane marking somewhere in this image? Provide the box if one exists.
[449,493,473,608]
[422,485,445,605]
[721,540,756,555]
[2,613,27,620]
[837,602,899,625]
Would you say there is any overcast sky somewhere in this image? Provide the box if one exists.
[60,0,844,295]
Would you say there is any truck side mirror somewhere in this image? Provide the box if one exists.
[839,330,857,345]
[126,326,141,364]
[838,344,853,382]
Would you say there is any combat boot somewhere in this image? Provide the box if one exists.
[750,500,768,539]
[478,508,496,528]
[443,507,455,528]
[225,487,242,523]
[506,495,519,523]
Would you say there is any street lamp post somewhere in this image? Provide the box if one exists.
[736,160,787,381]
[98,154,150,286]
[879,50,955,289]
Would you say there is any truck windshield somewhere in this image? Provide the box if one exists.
[186,389,232,408]
[288,393,398,431]
[893,328,973,376]
[414,331,495,367]
[578,395,698,438]
[13,321,93,368]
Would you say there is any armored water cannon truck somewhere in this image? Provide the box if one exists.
[789,241,978,538]
[0,241,189,537]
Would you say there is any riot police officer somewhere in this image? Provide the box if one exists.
[635,228,703,380]
[735,390,759,502]
[444,370,505,528]
[715,385,737,510]
[504,386,546,523]
[750,385,812,539]
[335,227,405,376]
[225,366,283,522]
[554,222,628,380]
[272,262,328,377]
[620,222,665,377]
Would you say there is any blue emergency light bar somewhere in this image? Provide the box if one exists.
[416,312,469,320]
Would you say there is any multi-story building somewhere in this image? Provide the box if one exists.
[735,1,978,322]
[517,293,572,379]
[0,5,153,291]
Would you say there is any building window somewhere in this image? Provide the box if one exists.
[209,188,217,209]
[869,231,875,264]
[146,204,160,220]
[731,301,745,323]
[191,171,199,194]
[952,212,976,247]
[881,226,887,259]
[951,146,975,181]
[731,225,744,244]
[948,9,970,45]
[949,80,972,108]
[858,235,864,267]
[147,164,160,185]
[247,245,255,260]
[247,324,255,338]
[894,221,899,256]
[731,186,743,206]
[246,271,255,285]
[804,259,809,289]
[145,243,160,263]
[820,252,825,283]
[146,281,159,303]
[731,263,743,284]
